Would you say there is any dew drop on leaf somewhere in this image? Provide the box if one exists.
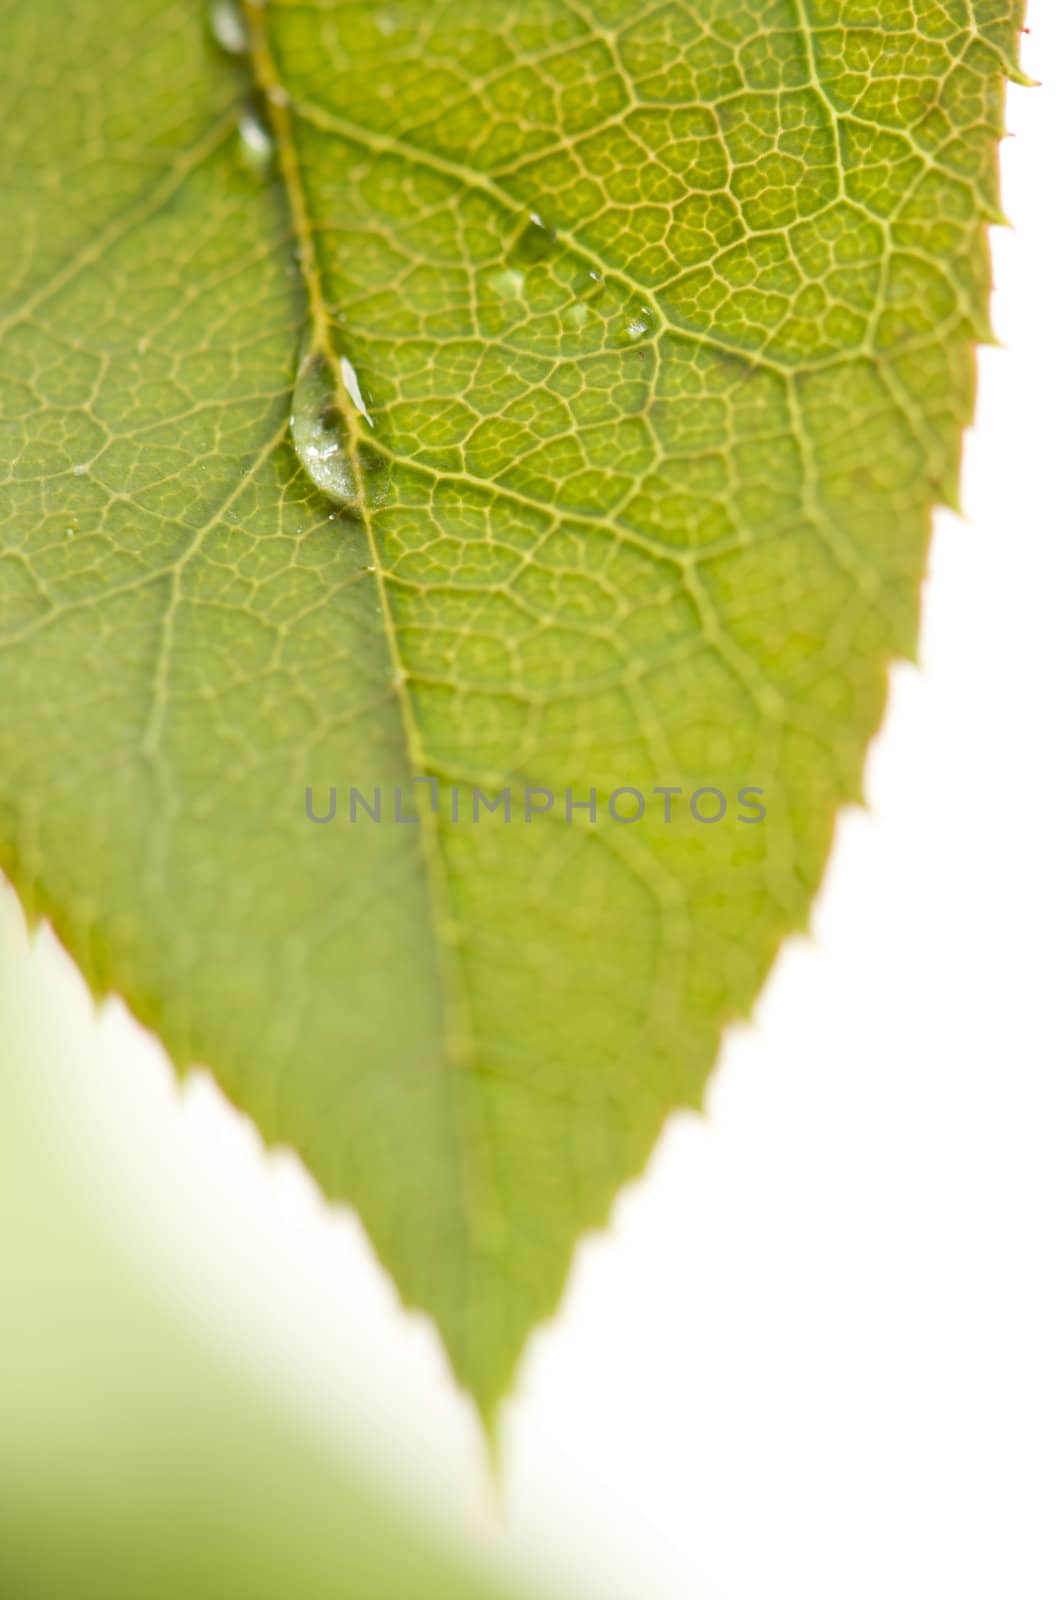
[237,107,274,175]
[485,267,525,302]
[209,0,250,54]
[514,211,556,264]
[563,302,591,332]
[340,355,374,429]
[290,347,357,506]
[622,305,654,343]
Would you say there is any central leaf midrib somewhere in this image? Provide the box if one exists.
[242,4,493,1306]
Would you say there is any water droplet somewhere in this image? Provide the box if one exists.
[340,355,374,429]
[563,302,590,331]
[623,305,654,342]
[514,211,556,264]
[238,108,274,174]
[72,463,88,477]
[290,346,357,506]
[65,527,75,538]
[209,0,250,54]
[486,267,525,301]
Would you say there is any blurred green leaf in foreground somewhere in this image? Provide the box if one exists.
[0,892,550,1600]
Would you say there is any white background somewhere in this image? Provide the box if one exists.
[3,9,1061,1598]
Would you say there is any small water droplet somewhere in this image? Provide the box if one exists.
[340,355,374,429]
[622,305,654,343]
[486,267,525,302]
[366,564,377,574]
[563,302,590,331]
[65,527,75,538]
[72,463,89,477]
[290,345,357,506]
[514,211,556,264]
[209,0,250,54]
[238,107,274,174]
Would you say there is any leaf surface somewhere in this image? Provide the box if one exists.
[0,0,1025,1413]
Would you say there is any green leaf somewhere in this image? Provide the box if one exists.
[0,0,1026,1415]
[0,896,548,1600]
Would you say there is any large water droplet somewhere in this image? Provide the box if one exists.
[209,0,250,54]
[290,348,357,506]
[238,107,274,174]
